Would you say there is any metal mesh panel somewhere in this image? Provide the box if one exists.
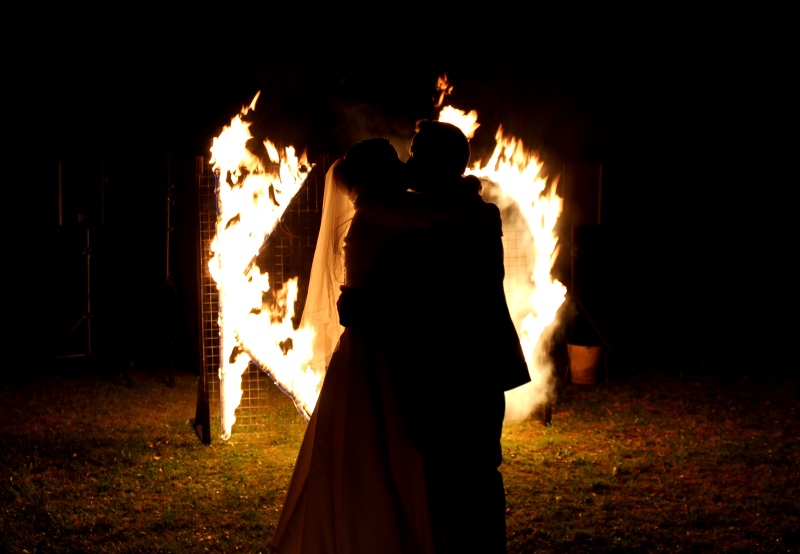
[194,156,328,442]
[194,159,542,442]
[499,205,532,287]
[481,182,535,322]
[193,156,218,443]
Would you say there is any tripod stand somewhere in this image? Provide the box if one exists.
[53,223,93,360]
[51,160,132,386]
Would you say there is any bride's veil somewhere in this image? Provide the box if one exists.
[299,159,354,375]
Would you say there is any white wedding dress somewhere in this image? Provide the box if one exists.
[270,160,436,554]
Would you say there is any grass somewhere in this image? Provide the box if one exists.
[1,359,798,553]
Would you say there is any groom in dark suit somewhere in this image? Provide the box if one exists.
[405,119,529,553]
[338,119,530,553]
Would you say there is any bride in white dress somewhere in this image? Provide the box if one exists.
[270,138,436,554]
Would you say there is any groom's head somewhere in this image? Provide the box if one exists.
[407,120,470,192]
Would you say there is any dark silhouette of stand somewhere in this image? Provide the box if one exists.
[164,156,176,388]
[53,224,93,360]
[51,161,131,387]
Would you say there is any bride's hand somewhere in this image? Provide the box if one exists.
[337,286,364,327]
[337,286,351,322]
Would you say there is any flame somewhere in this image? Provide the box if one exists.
[434,73,454,108]
[208,92,320,440]
[438,105,480,140]
[208,81,567,439]
[434,74,481,138]
[439,106,567,423]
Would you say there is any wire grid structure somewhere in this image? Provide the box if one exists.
[191,158,555,443]
[480,181,539,327]
[193,155,329,444]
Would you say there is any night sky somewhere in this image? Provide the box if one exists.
[19,14,781,374]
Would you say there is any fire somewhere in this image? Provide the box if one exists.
[434,73,454,108]
[208,92,321,440]
[437,79,566,422]
[208,80,566,439]
[438,105,481,140]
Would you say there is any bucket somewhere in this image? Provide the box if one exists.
[568,344,602,384]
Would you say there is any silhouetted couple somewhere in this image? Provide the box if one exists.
[271,120,530,553]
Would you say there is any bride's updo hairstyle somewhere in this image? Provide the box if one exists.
[336,138,407,203]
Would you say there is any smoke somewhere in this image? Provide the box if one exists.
[330,99,417,162]
[504,338,558,424]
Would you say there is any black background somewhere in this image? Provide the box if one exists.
[14,11,788,376]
